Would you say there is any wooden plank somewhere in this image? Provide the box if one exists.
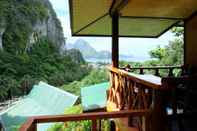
[124,65,182,70]
[20,110,148,131]
[19,118,35,131]
[37,110,148,123]
[108,66,162,90]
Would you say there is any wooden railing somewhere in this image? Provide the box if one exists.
[20,65,193,131]
[120,65,186,77]
[107,66,162,111]
[20,110,148,131]
[107,65,197,131]
[107,66,184,131]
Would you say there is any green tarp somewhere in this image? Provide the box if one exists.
[81,82,109,111]
[0,81,78,131]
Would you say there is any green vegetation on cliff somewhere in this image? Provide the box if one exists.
[0,0,64,52]
[1,0,49,53]
[62,68,109,96]
[0,38,89,100]
[0,0,89,100]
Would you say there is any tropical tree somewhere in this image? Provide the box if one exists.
[148,27,184,66]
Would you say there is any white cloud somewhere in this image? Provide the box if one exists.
[49,0,69,14]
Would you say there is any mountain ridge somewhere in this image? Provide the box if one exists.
[66,39,110,59]
[66,39,134,59]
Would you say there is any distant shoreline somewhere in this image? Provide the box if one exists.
[85,56,152,63]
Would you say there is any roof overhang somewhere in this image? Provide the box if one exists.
[69,0,197,38]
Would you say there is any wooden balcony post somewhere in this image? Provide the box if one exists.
[98,120,101,131]
[155,69,160,76]
[168,68,173,76]
[112,11,119,68]
[110,120,116,131]
[140,68,144,74]
[151,90,167,131]
[29,123,37,131]
[92,119,97,131]
[185,13,197,67]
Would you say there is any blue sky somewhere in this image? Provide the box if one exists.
[49,0,175,57]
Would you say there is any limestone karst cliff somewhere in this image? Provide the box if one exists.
[0,0,65,52]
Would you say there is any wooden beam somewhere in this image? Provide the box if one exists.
[184,13,197,67]
[112,11,119,68]
[19,110,148,131]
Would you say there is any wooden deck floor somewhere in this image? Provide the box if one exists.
[114,118,139,131]
[107,102,140,131]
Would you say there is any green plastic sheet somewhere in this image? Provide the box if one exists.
[81,82,109,111]
[0,81,78,131]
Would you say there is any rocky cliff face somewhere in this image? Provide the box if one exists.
[0,0,64,52]
[46,12,65,49]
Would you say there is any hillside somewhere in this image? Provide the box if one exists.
[66,39,111,59]
[66,39,137,61]
[0,0,65,52]
[0,0,89,101]
[67,39,97,58]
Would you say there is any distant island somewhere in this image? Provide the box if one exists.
[66,39,111,59]
[65,39,151,63]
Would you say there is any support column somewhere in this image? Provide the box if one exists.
[185,13,197,69]
[112,11,119,68]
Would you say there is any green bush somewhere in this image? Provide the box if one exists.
[62,68,109,96]
[0,38,89,100]
[47,105,110,131]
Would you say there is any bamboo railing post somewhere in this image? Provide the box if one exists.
[140,68,144,74]
[98,120,101,131]
[168,68,174,76]
[29,123,36,131]
[110,120,116,131]
[92,119,97,131]
[155,69,160,76]
[181,66,187,76]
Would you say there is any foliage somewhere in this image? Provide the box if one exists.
[148,27,184,66]
[119,61,143,68]
[149,46,166,60]
[0,38,89,100]
[171,27,184,37]
[47,105,91,131]
[62,68,109,96]
[66,49,85,64]
[119,27,184,77]
[1,0,49,54]
[0,0,90,101]
[48,105,110,131]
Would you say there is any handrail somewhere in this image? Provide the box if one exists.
[107,66,197,131]
[20,110,148,131]
[162,74,197,88]
[120,65,185,76]
[121,65,182,69]
[108,66,161,90]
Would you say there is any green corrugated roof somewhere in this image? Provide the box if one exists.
[0,82,78,131]
[81,82,109,111]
